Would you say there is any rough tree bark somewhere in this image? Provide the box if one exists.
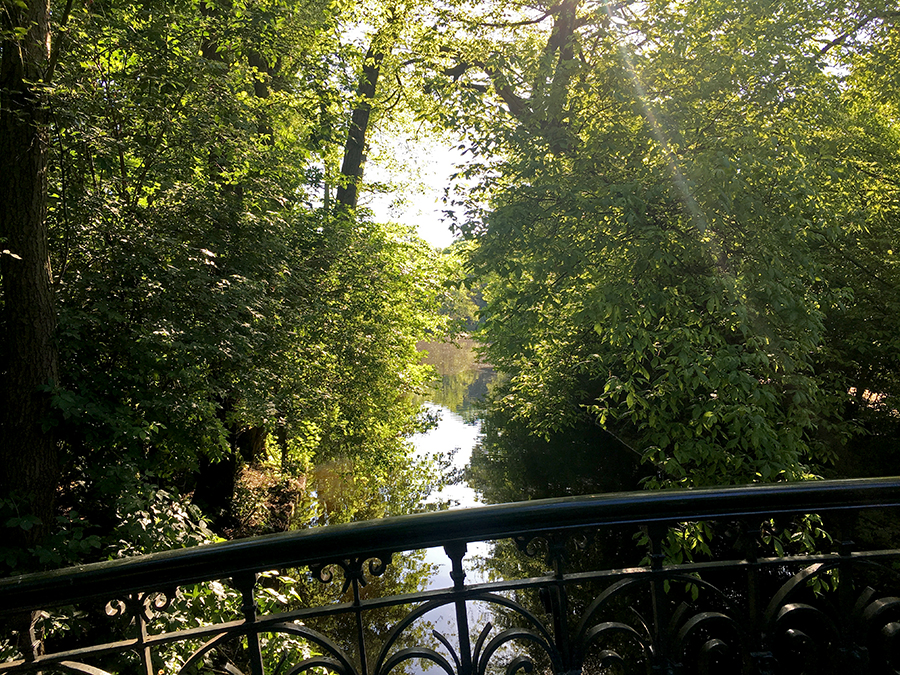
[0,0,60,551]
[0,0,61,657]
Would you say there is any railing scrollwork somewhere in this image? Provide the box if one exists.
[2,478,900,674]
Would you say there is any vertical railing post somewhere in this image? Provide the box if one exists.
[741,519,774,674]
[835,512,867,671]
[351,561,369,675]
[234,572,265,675]
[135,598,154,675]
[445,542,473,675]
[646,522,672,674]
[546,535,572,671]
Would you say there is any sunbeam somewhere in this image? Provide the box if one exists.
[603,1,710,235]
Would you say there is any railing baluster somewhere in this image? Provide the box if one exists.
[234,572,265,675]
[546,535,572,673]
[646,522,672,674]
[134,597,154,675]
[351,560,369,675]
[0,479,898,675]
[740,518,773,674]
[445,542,472,675]
[836,511,860,671]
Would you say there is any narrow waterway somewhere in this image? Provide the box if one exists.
[296,340,641,673]
[411,340,495,604]
[367,339,501,661]
[412,339,494,510]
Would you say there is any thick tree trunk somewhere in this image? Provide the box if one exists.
[0,0,60,553]
[473,0,580,153]
[236,425,268,465]
[335,45,384,208]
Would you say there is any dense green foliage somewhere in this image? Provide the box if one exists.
[1,0,900,666]
[1,0,449,572]
[2,0,899,576]
[436,0,900,488]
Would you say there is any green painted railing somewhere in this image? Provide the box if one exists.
[2,477,900,674]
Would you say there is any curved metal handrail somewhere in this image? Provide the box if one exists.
[2,477,899,616]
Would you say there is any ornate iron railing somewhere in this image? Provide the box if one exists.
[2,477,900,674]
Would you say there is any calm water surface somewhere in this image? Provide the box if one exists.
[413,339,494,510]
[411,340,495,600]
[298,340,639,673]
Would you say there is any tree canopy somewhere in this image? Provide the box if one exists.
[1,0,899,579]
[434,0,900,487]
[0,0,452,574]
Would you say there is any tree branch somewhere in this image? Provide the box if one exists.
[817,13,899,54]
[474,5,559,29]
[46,0,76,84]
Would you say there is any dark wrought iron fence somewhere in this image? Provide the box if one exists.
[2,478,900,674]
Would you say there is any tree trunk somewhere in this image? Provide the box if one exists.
[336,45,384,208]
[236,425,268,465]
[191,452,239,533]
[0,0,60,555]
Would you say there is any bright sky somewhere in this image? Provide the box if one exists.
[365,134,466,249]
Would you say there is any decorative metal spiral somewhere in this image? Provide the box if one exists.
[142,588,174,620]
[103,589,175,623]
[514,535,543,560]
[368,554,391,578]
[103,599,127,619]
[178,622,359,675]
[859,594,900,674]
[513,532,588,569]
[475,626,558,675]
[675,610,745,675]
[309,553,393,593]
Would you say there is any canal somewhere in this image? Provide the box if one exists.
[413,339,494,510]
[293,339,643,674]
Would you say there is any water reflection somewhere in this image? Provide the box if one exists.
[468,414,644,504]
[411,340,649,673]
[413,405,481,508]
[417,339,493,420]
[411,342,494,609]
[293,340,646,675]
[229,341,652,674]
[226,342,895,675]
[414,339,494,508]
[416,339,644,506]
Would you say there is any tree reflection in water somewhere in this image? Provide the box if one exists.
[416,340,658,674]
[291,340,657,675]
[466,407,649,674]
